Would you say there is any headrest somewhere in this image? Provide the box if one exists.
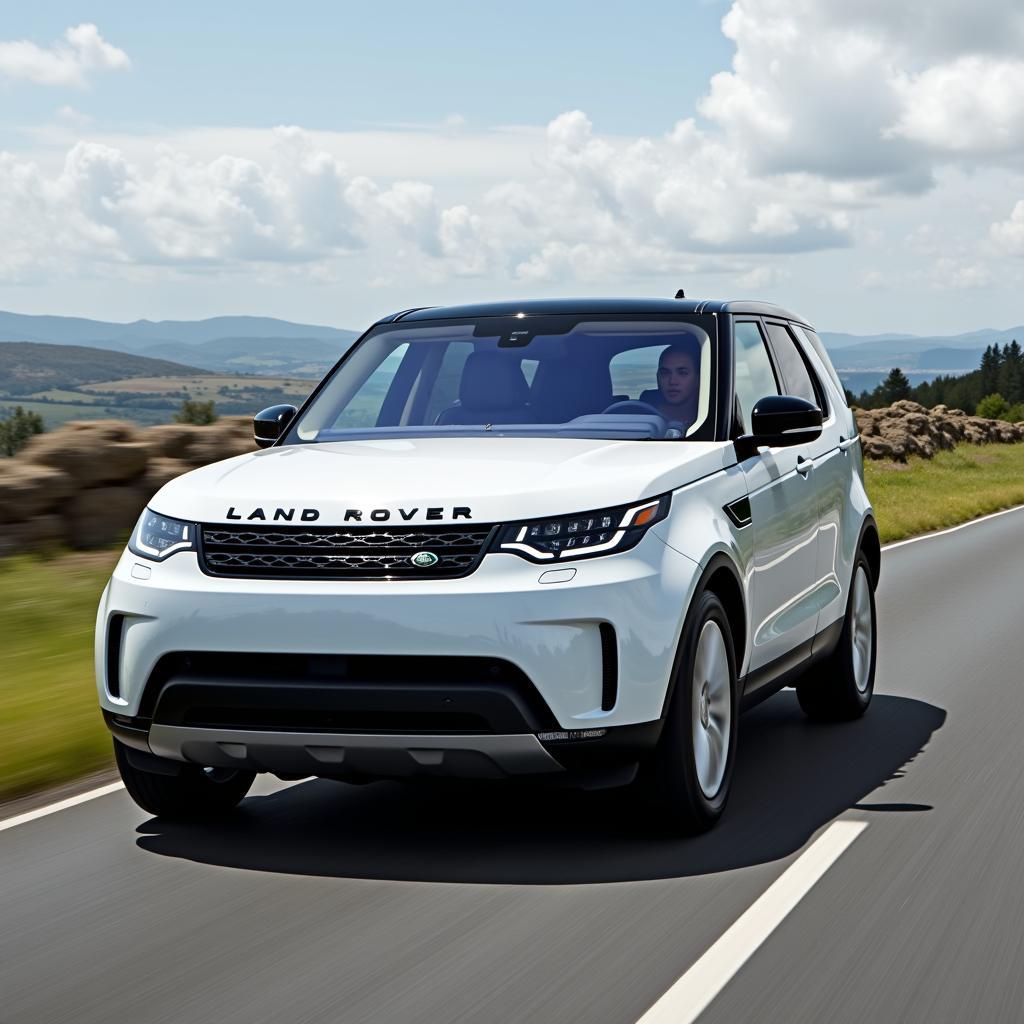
[459,352,531,410]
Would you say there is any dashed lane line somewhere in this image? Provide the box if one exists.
[634,820,868,1024]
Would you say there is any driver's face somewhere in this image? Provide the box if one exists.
[657,351,698,407]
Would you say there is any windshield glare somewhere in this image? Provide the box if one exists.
[293,315,717,443]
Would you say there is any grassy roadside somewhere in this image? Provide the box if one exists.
[863,443,1024,543]
[0,550,120,802]
[2,441,1024,804]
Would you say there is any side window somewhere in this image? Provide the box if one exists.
[764,322,820,408]
[792,325,846,405]
[423,341,475,423]
[733,321,780,432]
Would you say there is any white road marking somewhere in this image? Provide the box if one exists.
[635,820,868,1024]
[0,782,125,833]
[882,501,1024,550]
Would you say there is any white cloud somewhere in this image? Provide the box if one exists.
[0,24,130,88]
[2,0,1023,315]
[888,57,1024,154]
[699,0,1024,187]
[991,201,1024,255]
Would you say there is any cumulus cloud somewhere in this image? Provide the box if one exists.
[699,0,1024,188]
[0,24,130,88]
[991,201,1024,255]
[2,0,1023,295]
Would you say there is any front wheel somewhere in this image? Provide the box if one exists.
[113,739,255,819]
[796,552,877,721]
[641,589,739,834]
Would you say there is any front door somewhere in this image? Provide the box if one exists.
[733,319,822,680]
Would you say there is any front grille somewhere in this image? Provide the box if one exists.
[199,524,496,579]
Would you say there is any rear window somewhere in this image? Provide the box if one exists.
[791,324,846,404]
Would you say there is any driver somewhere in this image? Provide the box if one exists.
[653,341,700,429]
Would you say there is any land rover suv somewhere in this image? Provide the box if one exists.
[97,297,879,832]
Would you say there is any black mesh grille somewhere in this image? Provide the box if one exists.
[199,524,496,579]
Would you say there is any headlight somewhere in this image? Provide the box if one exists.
[128,508,196,561]
[496,495,670,562]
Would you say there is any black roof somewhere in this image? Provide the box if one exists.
[378,297,813,328]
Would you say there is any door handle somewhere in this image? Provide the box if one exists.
[838,434,859,452]
[796,456,814,475]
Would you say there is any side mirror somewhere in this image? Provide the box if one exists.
[253,404,297,449]
[734,395,822,460]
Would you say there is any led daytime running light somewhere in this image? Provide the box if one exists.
[497,496,669,562]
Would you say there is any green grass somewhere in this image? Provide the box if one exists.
[0,399,170,429]
[864,443,1024,543]
[2,442,1024,804]
[0,550,120,801]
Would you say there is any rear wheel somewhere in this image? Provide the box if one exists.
[796,552,876,721]
[642,589,738,833]
[113,739,255,819]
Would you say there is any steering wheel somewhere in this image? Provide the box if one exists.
[601,400,665,417]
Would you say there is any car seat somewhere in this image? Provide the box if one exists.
[434,352,536,424]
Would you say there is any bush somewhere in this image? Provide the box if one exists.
[0,405,45,456]
[173,398,217,425]
[976,393,1010,420]
[1008,403,1024,423]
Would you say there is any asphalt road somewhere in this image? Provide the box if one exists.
[3,507,1023,1024]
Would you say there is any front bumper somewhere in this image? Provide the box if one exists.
[96,531,700,773]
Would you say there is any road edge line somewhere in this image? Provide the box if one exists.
[634,820,868,1024]
[0,782,125,833]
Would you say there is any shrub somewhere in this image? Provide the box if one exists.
[976,393,1010,420]
[0,405,45,456]
[173,398,217,425]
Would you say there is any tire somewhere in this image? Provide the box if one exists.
[641,589,739,834]
[113,739,255,820]
[796,551,877,721]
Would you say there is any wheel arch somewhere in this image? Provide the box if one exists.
[658,551,747,721]
[858,515,881,590]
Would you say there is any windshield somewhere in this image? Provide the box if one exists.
[290,314,718,443]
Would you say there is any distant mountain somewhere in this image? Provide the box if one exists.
[0,311,359,378]
[132,336,347,376]
[0,343,205,395]
[820,326,1024,373]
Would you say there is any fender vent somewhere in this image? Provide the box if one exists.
[106,614,125,700]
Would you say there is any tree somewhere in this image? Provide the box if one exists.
[976,393,1010,420]
[174,399,217,425]
[0,405,45,456]
[879,367,912,405]
[998,340,1023,406]
[979,344,1002,397]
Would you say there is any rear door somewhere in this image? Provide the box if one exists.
[733,319,821,682]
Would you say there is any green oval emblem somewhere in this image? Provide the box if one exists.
[412,551,439,568]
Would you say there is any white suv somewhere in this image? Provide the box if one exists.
[97,298,879,832]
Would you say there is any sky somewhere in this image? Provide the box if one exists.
[0,0,1022,335]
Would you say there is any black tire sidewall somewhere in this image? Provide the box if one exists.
[655,589,739,825]
[843,552,877,712]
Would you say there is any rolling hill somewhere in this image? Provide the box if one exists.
[0,311,359,378]
[0,343,206,395]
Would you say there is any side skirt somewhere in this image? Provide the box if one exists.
[739,615,844,713]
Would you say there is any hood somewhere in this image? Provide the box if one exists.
[152,437,735,526]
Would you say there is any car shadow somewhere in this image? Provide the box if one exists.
[135,692,945,885]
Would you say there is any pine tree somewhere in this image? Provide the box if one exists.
[880,367,911,404]
[980,344,1001,397]
[999,340,1023,405]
